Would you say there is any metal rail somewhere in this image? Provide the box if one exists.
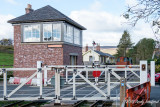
[73,100,87,107]
[73,100,113,107]
[20,100,47,107]
[90,100,103,107]
[3,101,24,107]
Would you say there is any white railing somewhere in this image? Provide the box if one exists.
[0,62,147,104]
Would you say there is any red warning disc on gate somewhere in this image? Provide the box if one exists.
[92,71,101,77]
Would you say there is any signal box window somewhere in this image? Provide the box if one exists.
[70,56,77,65]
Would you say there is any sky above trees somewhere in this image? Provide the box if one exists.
[0,0,156,46]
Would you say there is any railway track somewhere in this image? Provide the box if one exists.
[2,100,48,107]
[73,100,113,107]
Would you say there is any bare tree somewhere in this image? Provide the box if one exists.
[124,0,160,50]
[124,0,160,27]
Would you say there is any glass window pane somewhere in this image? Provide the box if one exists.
[43,24,52,41]
[31,25,40,42]
[53,23,61,41]
[64,24,73,43]
[23,25,40,42]
[23,25,31,42]
[74,28,80,45]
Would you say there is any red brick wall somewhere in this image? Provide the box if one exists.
[13,25,82,78]
[63,45,83,65]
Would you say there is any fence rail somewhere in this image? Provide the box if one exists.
[0,61,154,107]
[0,64,142,103]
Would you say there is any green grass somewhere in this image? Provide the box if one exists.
[0,52,13,66]
[0,52,14,79]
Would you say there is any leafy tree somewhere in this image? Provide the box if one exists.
[136,38,155,59]
[0,39,13,46]
[128,38,155,64]
[116,30,133,57]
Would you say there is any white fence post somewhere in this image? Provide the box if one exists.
[55,68,60,103]
[73,69,76,100]
[37,61,42,86]
[65,66,68,84]
[44,66,47,86]
[86,66,88,80]
[3,68,7,100]
[151,61,155,86]
[140,61,148,84]
[39,67,43,99]
[105,67,107,83]
[107,69,111,98]
[125,67,127,79]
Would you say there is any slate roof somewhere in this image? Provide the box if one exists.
[94,50,114,58]
[8,5,86,30]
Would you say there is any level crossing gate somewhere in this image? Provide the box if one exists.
[0,61,155,104]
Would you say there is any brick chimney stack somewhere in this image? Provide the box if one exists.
[25,4,34,14]
[85,44,88,52]
[96,43,100,51]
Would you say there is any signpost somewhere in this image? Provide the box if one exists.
[93,71,101,85]
[92,71,101,77]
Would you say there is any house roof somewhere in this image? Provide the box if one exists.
[94,50,114,58]
[8,5,86,30]
[83,50,114,58]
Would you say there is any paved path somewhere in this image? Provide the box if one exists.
[150,84,160,101]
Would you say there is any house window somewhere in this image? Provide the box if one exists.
[74,28,80,45]
[43,24,52,41]
[64,24,73,43]
[43,23,61,41]
[53,24,61,41]
[89,56,93,62]
[22,23,82,45]
[23,25,40,42]
[70,56,77,65]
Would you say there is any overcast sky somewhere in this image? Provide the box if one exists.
[0,0,156,46]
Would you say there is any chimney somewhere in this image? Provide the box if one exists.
[96,43,100,51]
[25,4,34,14]
[85,44,88,52]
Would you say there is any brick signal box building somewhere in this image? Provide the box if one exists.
[8,4,86,77]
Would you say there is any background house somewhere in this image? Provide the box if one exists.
[8,4,86,78]
[83,44,115,65]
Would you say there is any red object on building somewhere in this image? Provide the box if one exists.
[92,71,101,77]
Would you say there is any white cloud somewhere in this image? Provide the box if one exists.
[69,1,127,46]
[5,0,17,5]
[125,0,138,7]
[0,14,15,40]
[69,0,155,46]
[129,22,155,44]
[70,10,127,46]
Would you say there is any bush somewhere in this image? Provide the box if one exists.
[0,71,13,81]
[155,65,160,73]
